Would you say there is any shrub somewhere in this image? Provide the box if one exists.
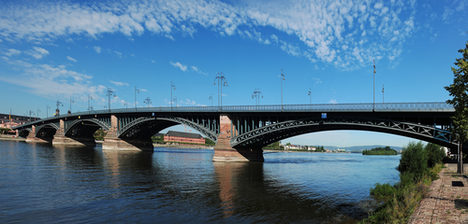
[398,142,427,181]
[425,143,445,168]
[370,183,395,203]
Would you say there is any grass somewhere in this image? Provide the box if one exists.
[360,164,443,223]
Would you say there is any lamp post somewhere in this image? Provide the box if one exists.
[373,60,376,112]
[170,82,176,110]
[280,70,286,111]
[56,100,63,116]
[307,88,312,104]
[208,95,213,107]
[87,94,93,111]
[252,89,263,106]
[144,97,152,107]
[382,84,385,104]
[69,96,74,113]
[106,88,116,112]
[214,72,228,110]
[134,86,140,110]
[46,105,50,118]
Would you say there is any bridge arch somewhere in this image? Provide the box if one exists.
[231,118,456,149]
[64,118,110,139]
[117,116,217,142]
[35,123,59,141]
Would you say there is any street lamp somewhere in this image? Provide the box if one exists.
[87,94,93,111]
[382,84,385,104]
[252,89,263,106]
[106,88,116,112]
[134,86,140,110]
[46,105,50,118]
[214,72,228,110]
[280,70,286,111]
[68,96,74,113]
[144,97,152,107]
[56,100,63,116]
[170,82,176,110]
[208,95,213,107]
[307,88,312,104]
[372,60,376,112]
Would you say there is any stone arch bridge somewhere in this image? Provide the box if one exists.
[13,102,460,162]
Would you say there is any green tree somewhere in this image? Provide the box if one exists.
[445,42,468,174]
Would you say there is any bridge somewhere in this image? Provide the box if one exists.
[12,102,461,162]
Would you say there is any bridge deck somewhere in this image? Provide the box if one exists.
[13,102,454,129]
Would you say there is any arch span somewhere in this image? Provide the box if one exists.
[231,118,456,149]
[117,116,217,141]
[64,119,110,138]
[35,124,58,142]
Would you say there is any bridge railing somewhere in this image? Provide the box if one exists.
[13,102,454,129]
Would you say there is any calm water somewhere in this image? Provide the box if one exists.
[0,141,400,223]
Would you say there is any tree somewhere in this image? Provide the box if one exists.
[445,42,468,174]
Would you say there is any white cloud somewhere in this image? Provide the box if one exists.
[4,48,21,57]
[190,65,208,76]
[0,59,103,101]
[110,80,129,86]
[93,46,101,54]
[0,0,417,69]
[329,99,338,104]
[170,61,187,72]
[27,46,49,59]
[66,56,77,62]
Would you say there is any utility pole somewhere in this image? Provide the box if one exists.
[106,88,116,112]
[307,88,312,104]
[170,82,176,110]
[36,109,41,119]
[134,86,140,110]
[144,97,151,107]
[252,89,263,106]
[280,70,286,111]
[214,73,228,110]
[373,60,376,112]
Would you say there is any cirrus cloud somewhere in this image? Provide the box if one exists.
[0,0,417,69]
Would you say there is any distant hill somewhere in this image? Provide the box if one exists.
[324,145,403,153]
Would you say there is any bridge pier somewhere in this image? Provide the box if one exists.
[101,115,153,152]
[52,119,96,147]
[213,115,264,162]
[25,125,50,143]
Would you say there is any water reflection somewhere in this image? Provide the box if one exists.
[0,142,399,224]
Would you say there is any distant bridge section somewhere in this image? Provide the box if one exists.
[13,102,459,162]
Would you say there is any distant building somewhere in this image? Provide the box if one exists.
[0,113,39,129]
[164,131,205,144]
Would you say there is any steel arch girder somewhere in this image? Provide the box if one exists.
[231,119,456,148]
[64,118,111,136]
[35,123,59,135]
[117,116,217,141]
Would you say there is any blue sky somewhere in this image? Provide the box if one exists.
[0,0,466,147]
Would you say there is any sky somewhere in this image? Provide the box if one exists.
[0,0,466,147]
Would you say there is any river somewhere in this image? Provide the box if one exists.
[0,141,400,223]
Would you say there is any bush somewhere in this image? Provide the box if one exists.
[370,183,395,203]
[425,143,445,168]
[398,142,427,181]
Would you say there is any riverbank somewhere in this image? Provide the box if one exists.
[409,163,468,223]
[0,135,25,142]
[153,143,213,149]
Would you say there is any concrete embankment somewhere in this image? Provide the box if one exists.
[409,163,468,223]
